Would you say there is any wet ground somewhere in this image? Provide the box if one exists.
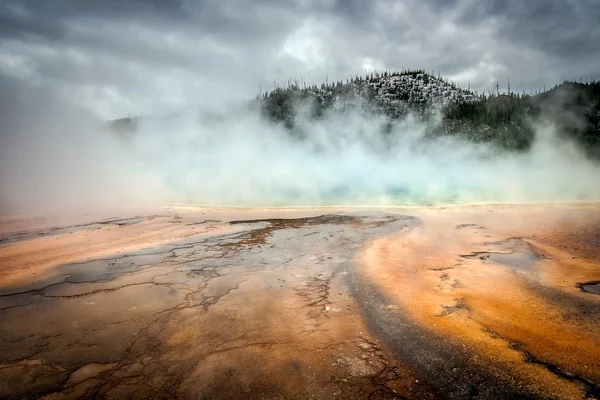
[0,205,599,399]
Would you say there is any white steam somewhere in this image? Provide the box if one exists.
[1,79,599,214]
[128,107,600,206]
[0,79,168,214]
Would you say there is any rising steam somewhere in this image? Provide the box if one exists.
[1,78,599,215]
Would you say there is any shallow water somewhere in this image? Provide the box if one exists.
[580,282,600,295]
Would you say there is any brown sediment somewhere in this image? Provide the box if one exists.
[0,210,434,399]
[358,204,600,399]
[0,214,235,290]
[1,205,598,399]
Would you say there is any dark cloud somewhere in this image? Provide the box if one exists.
[0,0,598,118]
[456,0,600,59]
[0,12,63,40]
[0,1,181,40]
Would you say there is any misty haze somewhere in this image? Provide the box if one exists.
[0,1,599,399]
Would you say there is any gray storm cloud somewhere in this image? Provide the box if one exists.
[1,0,599,118]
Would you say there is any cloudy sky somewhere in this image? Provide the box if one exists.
[1,0,599,119]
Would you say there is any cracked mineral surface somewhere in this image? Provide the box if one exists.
[0,204,599,399]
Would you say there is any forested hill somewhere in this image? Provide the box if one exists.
[256,69,478,122]
[442,80,600,155]
[109,70,600,158]
[255,70,600,157]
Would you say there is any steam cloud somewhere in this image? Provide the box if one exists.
[1,78,599,215]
